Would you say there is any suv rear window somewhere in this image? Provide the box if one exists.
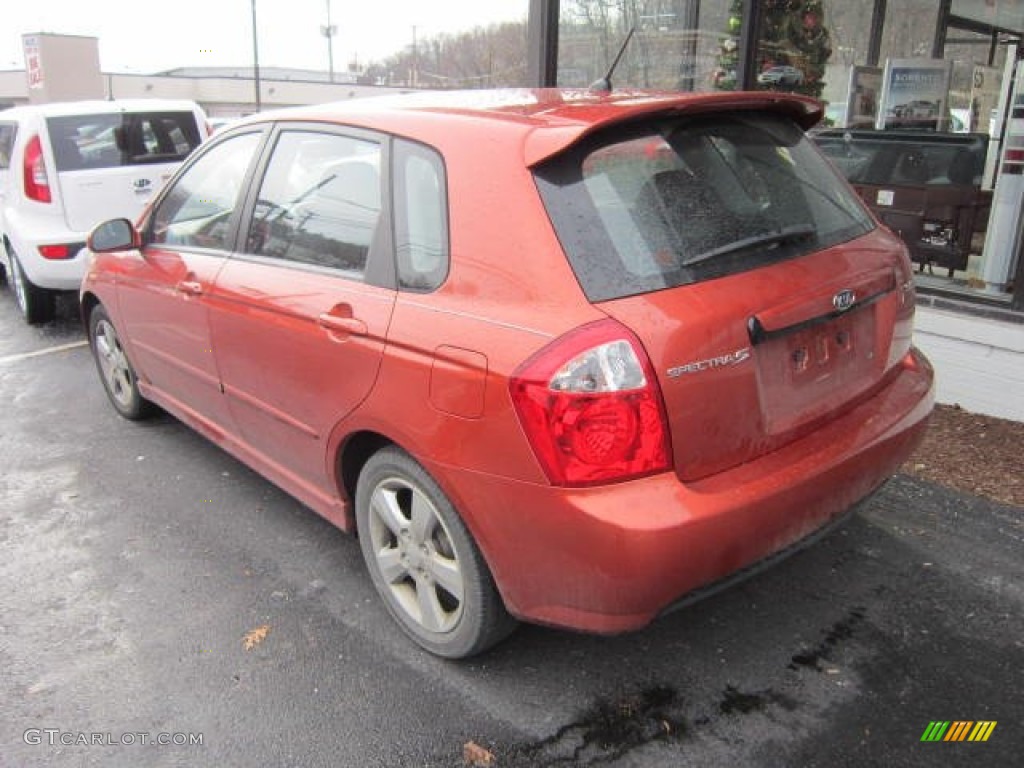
[813,130,987,187]
[46,111,202,172]
[535,112,874,301]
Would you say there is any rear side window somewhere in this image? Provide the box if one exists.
[535,112,874,302]
[46,111,202,171]
[0,122,16,169]
[245,130,383,278]
[393,139,448,291]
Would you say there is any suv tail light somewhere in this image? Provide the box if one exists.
[510,319,671,486]
[24,135,52,203]
[38,243,81,260]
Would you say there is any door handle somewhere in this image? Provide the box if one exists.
[317,312,367,336]
[177,279,203,296]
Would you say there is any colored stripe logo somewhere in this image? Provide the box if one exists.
[920,721,997,742]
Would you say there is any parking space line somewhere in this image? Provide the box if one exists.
[0,340,89,365]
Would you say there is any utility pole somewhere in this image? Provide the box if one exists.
[321,0,337,83]
[411,25,418,87]
[250,0,261,110]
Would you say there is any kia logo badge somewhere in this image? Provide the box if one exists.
[133,178,152,190]
[833,289,856,312]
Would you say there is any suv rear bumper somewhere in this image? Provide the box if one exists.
[4,211,89,291]
[439,347,934,634]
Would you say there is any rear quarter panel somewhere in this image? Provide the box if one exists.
[331,121,605,497]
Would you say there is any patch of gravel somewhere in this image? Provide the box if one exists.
[903,403,1023,508]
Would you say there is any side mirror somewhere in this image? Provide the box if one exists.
[88,218,139,252]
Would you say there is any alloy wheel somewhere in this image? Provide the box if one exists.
[93,318,137,411]
[366,475,465,634]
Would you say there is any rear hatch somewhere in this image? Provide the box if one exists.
[48,110,203,232]
[535,109,915,481]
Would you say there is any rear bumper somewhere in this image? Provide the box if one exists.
[3,209,88,290]
[438,347,933,634]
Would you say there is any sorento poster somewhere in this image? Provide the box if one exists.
[876,58,954,130]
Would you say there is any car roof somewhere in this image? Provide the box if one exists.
[229,88,823,167]
[0,99,203,120]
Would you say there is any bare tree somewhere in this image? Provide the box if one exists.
[366,21,528,88]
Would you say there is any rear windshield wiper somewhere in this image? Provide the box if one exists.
[681,224,816,267]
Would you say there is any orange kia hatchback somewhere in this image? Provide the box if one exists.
[82,90,934,658]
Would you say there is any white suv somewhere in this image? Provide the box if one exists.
[0,99,208,323]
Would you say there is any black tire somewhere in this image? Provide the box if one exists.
[8,250,56,325]
[356,446,517,658]
[88,304,154,420]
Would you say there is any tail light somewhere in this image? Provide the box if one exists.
[24,135,52,203]
[38,243,80,260]
[510,319,671,486]
[888,244,916,369]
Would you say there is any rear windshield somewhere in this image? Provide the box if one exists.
[46,111,202,172]
[535,112,874,302]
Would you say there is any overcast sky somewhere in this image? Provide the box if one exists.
[0,1,529,73]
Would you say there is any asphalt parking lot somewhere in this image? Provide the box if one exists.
[1,289,1021,768]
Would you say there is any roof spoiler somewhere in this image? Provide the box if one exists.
[524,94,825,167]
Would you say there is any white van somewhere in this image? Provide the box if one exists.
[0,99,209,323]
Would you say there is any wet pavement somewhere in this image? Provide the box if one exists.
[1,288,1021,767]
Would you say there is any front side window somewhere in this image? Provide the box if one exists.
[245,130,382,277]
[535,112,875,301]
[46,111,203,172]
[150,132,261,250]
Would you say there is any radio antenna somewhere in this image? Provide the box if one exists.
[589,26,636,94]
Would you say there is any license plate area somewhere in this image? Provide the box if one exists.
[755,307,877,435]
[787,315,858,381]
